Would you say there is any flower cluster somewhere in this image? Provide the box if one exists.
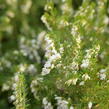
[19,37,41,63]
[42,97,53,109]
[81,44,100,69]
[41,35,61,75]
[13,72,27,109]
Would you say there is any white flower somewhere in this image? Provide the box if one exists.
[50,53,61,62]
[42,68,51,76]
[98,69,107,80]
[72,78,78,85]
[88,101,92,109]
[2,83,10,91]
[61,3,72,14]
[12,83,17,90]
[65,78,78,86]
[99,69,106,73]
[81,59,89,68]
[55,96,68,109]
[81,45,100,69]
[19,64,26,72]
[70,106,74,109]
[44,61,52,68]
[41,15,52,30]
[27,64,37,74]
[42,97,53,109]
[104,16,109,24]
[79,81,85,86]
[43,97,48,105]
[71,62,79,70]
[71,26,78,36]
[9,95,16,102]
[59,19,69,28]
[82,74,90,81]
[99,73,106,80]
[44,3,52,11]
[14,74,19,82]
[62,0,66,2]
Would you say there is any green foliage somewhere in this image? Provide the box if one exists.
[0,0,109,109]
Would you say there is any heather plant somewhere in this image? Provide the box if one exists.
[0,0,109,109]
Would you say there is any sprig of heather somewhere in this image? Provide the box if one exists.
[41,34,61,76]
[13,72,28,109]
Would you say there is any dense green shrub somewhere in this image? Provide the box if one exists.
[0,0,109,109]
